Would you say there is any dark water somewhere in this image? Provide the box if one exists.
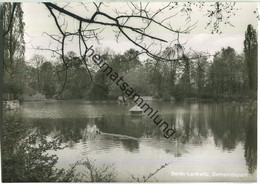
[15,100,256,182]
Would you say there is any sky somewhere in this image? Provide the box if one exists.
[22,2,258,61]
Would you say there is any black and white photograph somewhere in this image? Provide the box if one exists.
[1,1,258,182]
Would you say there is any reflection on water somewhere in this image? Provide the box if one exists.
[17,100,256,182]
[244,114,257,175]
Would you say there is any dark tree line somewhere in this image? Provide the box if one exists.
[21,33,256,101]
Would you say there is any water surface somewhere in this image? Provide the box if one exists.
[16,100,257,182]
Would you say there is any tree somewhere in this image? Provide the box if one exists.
[180,55,192,96]
[3,3,25,74]
[2,114,77,182]
[193,55,208,96]
[161,46,181,97]
[40,62,56,98]
[3,3,25,99]
[244,24,257,92]
[207,47,247,97]
[56,51,93,99]
[30,54,46,92]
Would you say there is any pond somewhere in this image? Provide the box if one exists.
[14,100,257,182]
